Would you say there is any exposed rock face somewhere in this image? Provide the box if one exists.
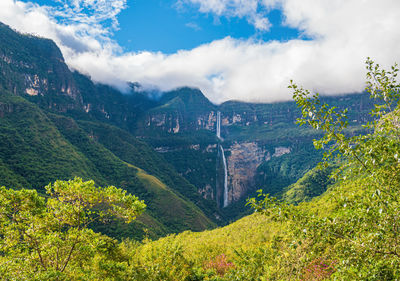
[151,114,166,127]
[146,111,218,133]
[25,88,38,96]
[206,144,217,152]
[145,109,297,207]
[225,142,269,204]
[190,144,200,150]
[172,117,180,133]
[273,147,291,157]
[218,142,293,206]
[0,24,82,109]
[199,184,214,200]
[154,146,180,153]
[197,111,217,130]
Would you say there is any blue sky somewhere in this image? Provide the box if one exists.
[21,0,301,54]
[112,0,300,53]
[1,0,400,103]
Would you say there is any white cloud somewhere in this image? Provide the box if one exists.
[185,22,202,31]
[50,0,126,29]
[1,0,400,104]
[179,0,272,31]
[0,0,121,55]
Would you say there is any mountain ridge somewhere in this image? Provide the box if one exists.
[0,21,375,230]
[0,22,221,239]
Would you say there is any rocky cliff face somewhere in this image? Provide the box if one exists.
[144,110,219,133]
[222,142,292,205]
[146,112,214,133]
[225,142,267,203]
[143,108,299,208]
[143,107,263,135]
[0,23,80,102]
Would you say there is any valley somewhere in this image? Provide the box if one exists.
[0,22,375,228]
[0,18,399,280]
[1,0,399,278]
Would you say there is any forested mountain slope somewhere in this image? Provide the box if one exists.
[0,21,375,234]
[0,23,218,238]
[107,60,400,280]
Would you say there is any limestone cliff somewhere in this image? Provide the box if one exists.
[225,142,267,203]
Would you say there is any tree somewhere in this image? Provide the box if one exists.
[249,58,400,279]
[0,177,146,280]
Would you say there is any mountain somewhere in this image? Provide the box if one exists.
[133,91,373,219]
[116,84,400,280]
[0,21,375,231]
[0,23,219,239]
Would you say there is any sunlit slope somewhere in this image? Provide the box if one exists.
[77,120,220,221]
[134,166,214,231]
[49,113,216,235]
[280,165,335,205]
[128,168,343,278]
[0,93,215,239]
[0,93,103,189]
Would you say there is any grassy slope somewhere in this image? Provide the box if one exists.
[0,93,101,190]
[77,121,220,222]
[134,166,213,231]
[0,93,215,239]
[49,114,216,235]
[128,167,341,279]
[280,165,336,205]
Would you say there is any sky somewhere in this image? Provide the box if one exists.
[1,0,400,104]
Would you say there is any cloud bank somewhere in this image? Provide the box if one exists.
[1,0,400,103]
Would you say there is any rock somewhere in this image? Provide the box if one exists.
[225,142,267,204]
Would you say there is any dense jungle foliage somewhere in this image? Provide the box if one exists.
[1,59,399,280]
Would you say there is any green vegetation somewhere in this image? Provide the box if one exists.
[0,94,97,190]
[249,58,400,279]
[48,113,216,237]
[0,178,145,280]
[0,92,215,239]
[2,59,398,280]
[77,121,220,222]
[280,164,336,205]
[0,21,373,227]
[0,23,220,232]
[116,58,400,280]
[2,22,399,279]
[255,142,323,196]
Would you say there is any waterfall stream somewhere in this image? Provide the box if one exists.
[216,111,228,207]
[220,145,228,207]
[216,111,221,139]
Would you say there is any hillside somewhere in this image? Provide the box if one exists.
[0,91,215,238]
[0,21,378,228]
[0,16,399,280]
[110,64,400,279]
[137,93,373,220]
[0,23,219,238]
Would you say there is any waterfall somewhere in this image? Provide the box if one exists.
[216,111,228,207]
[220,145,228,207]
[216,111,221,140]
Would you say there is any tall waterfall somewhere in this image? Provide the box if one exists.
[216,111,228,207]
[220,145,228,207]
[216,111,221,140]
